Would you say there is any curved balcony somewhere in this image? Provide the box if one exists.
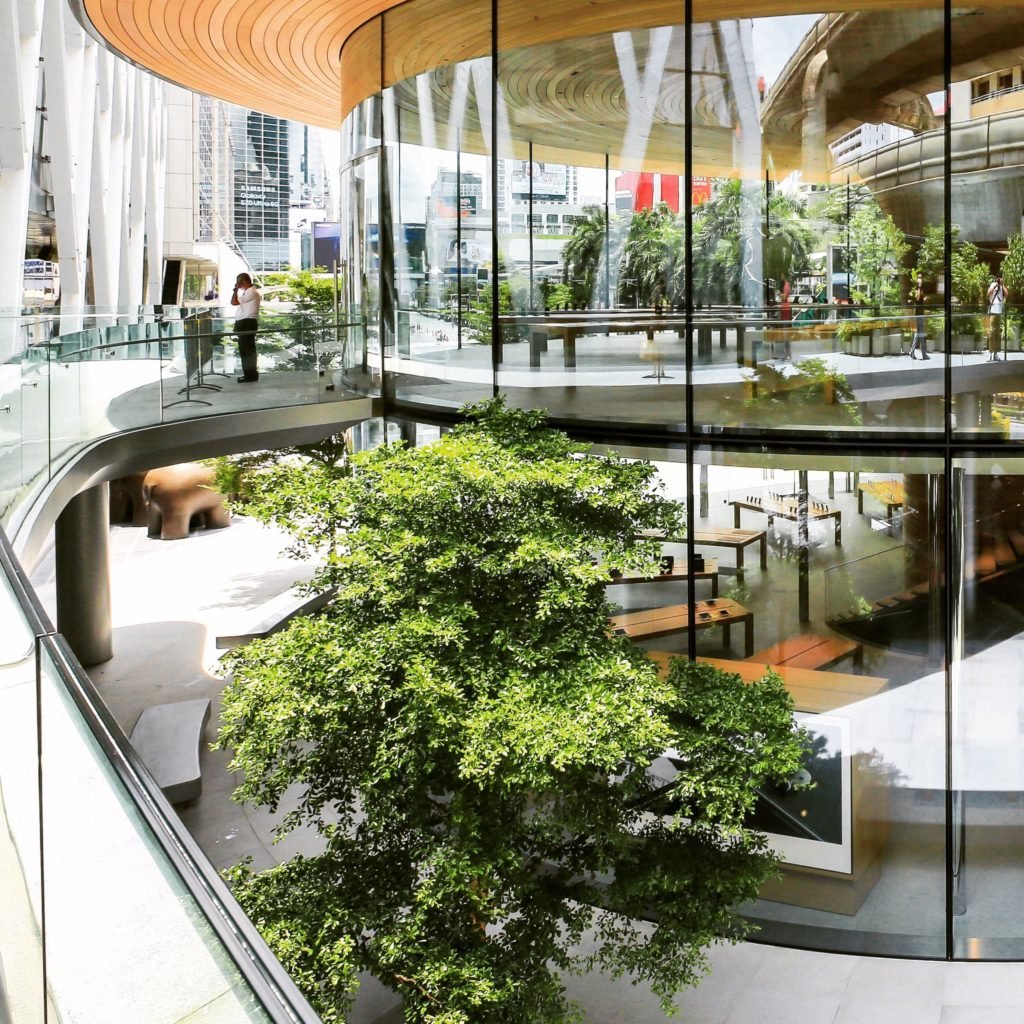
[0,305,370,1024]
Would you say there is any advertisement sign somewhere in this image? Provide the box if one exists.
[511,161,567,201]
[434,193,477,218]
[445,238,483,265]
[312,222,341,270]
[692,176,712,206]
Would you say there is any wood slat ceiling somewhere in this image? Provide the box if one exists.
[81,0,975,139]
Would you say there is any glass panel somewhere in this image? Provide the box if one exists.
[382,0,495,409]
[38,640,273,1024]
[950,8,1024,440]
[952,455,1024,956]
[496,9,686,427]
[695,9,946,436]
[693,448,946,955]
[0,572,44,1024]
[341,19,384,398]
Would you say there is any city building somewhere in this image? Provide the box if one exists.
[10,0,1024,1021]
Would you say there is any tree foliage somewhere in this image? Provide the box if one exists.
[1001,232,1024,301]
[217,399,807,1023]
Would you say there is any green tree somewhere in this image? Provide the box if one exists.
[261,267,342,369]
[562,205,608,307]
[846,202,909,306]
[217,399,808,1024]
[691,180,813,306]
[617,203,683,306]
[1002,232,1024,300]
[913,223,947,284]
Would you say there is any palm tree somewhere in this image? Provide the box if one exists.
[618,204,684,307]
[562,205,608,307]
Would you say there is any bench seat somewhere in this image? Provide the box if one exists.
[130,698,212,804]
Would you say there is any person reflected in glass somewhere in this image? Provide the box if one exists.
[908,273,930,360]
[987,275,1007,362]
[232,272,262,382]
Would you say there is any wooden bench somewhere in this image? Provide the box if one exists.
[730,496,842,545]
[747,633,862,671]
[609,598,754,656]
[130,698,212,804]
[215,585,336,649]
[608,558,719,597]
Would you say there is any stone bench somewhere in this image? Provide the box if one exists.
[215,585,336,649]
[130,698,212,804]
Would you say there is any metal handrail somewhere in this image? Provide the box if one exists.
[0,521,322,1024]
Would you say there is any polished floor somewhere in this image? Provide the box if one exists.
[25,506,1024,1023]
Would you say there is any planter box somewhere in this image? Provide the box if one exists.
[855,334,872,356]
[952,334,979,354]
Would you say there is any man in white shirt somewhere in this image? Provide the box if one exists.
[987,275,1007,362]
[231,273,262,382]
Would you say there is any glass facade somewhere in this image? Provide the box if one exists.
[340,0,1024,960]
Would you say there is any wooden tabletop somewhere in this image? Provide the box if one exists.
[646,653,888,714]
[609,558,718,585]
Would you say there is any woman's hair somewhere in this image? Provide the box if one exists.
[237,273,253,287]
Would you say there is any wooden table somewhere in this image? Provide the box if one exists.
[607,558,719,597]
[497,314,746,368]
[609,597,754,656]
[857,480,905,534]
[729,496,842,545]
[692,528,768,580]
[645,653,887,713]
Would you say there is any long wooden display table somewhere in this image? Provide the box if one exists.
[497,313,746,368]
[609,597,754,655]
[607,558,719,596]
[636,526,768,582]
[857,479,905,534]
[729,495,842,545]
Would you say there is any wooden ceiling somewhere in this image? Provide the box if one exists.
[80,0,975,142]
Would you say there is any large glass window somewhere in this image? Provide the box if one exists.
[953,455,1024,957]
[337,0,1024,961]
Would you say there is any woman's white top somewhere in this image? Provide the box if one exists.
[235,287,261,319]
[989,284,1006,315]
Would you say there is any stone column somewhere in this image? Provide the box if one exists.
[55,483,113,666]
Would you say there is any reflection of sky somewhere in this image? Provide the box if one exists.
[752,15,820,88]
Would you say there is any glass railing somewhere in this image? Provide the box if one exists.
[0,306,362,1023]
[0,306,369,538]
[0,498,320,1024]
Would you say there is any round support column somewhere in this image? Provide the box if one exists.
[55,483,113,666]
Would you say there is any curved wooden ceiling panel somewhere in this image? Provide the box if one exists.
[80,0,982,143]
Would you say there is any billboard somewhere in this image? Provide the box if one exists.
[445,238,484,265]
[434,192,477,217]
[312,222,341,270]
[511,161,567,201]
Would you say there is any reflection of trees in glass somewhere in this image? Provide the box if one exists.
[259,268,341,369]
[914,223,988,304]
[561,204,608,307]
[560,183,817,308]
[216,399,808,1024]
[741,358,861,426]
[619,204,683,306]
[822,194,908,306]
